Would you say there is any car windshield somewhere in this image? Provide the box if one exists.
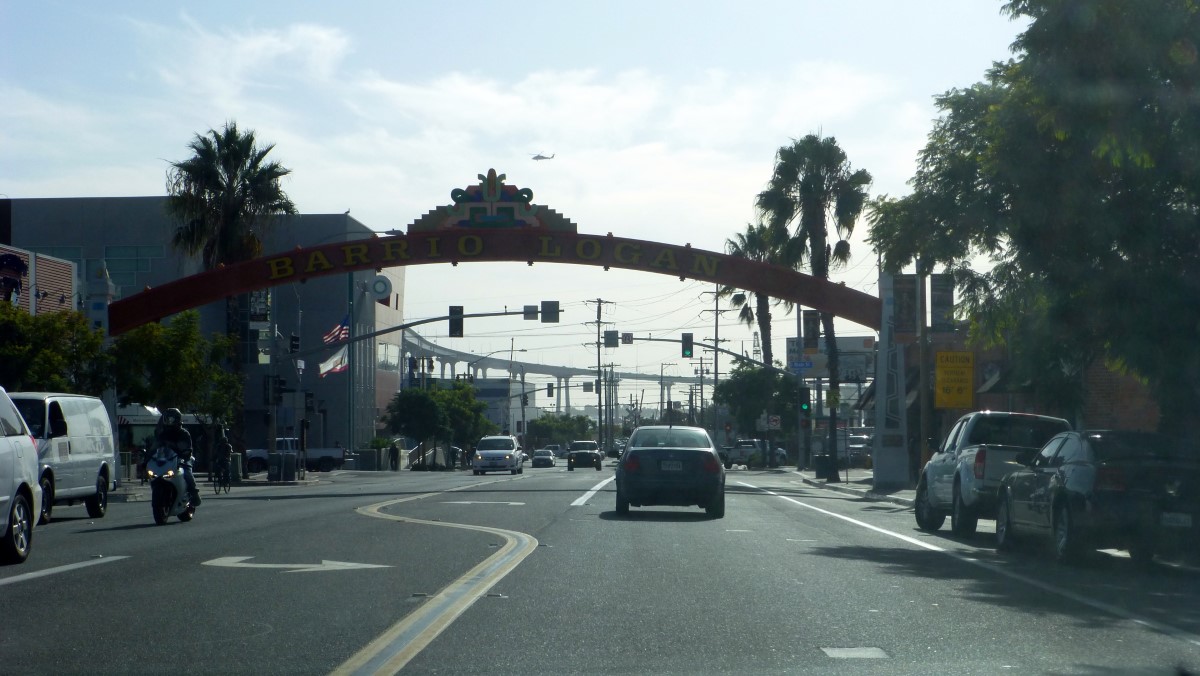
[570,442,597,451]
[477,438,514,451]
[534,450,551,457]
[10,399,44,437]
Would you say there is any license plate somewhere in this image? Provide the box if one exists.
[661,460,682,471]
[1161,512,1192,528]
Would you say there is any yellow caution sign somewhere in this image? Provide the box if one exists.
[935,351,974,409]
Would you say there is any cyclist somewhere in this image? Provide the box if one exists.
[212,431,233,487]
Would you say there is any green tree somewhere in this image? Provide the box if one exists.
[109,310,240,423]
[718,222,803,367]
[756,134,872,451]
[0,304,108,394]
[429,381,495,449]
[166,121,297,270]
[383,389,447,463]
[867,0,1200,438]
[526,414,594,448]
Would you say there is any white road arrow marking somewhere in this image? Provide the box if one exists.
[202,556,390,573]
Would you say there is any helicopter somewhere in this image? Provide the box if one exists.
[530,153,555,161]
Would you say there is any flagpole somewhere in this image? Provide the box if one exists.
[347,271,355,456]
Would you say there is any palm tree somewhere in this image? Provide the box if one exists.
[165,121,296,444]
[166,121,297,270]
[756,134,872,459]
[719,222,802,367]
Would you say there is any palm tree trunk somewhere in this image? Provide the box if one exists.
[755,292,774,366]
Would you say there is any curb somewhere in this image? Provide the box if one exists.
[110,477,320,502]
[795,474,915,508]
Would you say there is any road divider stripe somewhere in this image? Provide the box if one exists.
[333,490,539,675]
[0,555,129,587]
[571,477,615,506]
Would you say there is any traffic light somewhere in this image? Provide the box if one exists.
[448,305,463,337]
[681,333,694,358]
[800,387,812,417]
[273,376,286,405]
[289,333,300,353]
[522,394,529,406]
[547,383,554,397]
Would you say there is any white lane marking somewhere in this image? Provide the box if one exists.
[441,501,525,506]
[571,477,615,506]
[0,555,129,587]
[202,556,390,573]
[334,489,538,675]
[737,482,943,552]
[739,481,1200,648]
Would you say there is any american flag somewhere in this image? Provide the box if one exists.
[323,314,350,345]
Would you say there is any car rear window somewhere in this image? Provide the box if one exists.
[966,416,1067,448]
[631,430,712,449]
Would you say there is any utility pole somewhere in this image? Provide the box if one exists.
[586,299,614,450]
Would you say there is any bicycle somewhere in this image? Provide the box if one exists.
[212,457,231,495]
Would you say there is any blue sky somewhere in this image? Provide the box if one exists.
[2,1,1028,393]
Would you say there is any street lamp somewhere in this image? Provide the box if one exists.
[467,348,526,376]
[660,362,676,421]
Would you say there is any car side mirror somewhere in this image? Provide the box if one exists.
[50,418,68,438]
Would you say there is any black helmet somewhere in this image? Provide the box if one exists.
[162,408,183,430]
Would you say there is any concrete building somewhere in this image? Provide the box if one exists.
[2,196,404,452]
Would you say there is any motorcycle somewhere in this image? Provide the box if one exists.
[144,447,195,525]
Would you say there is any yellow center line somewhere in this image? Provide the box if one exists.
[331,480,539,675]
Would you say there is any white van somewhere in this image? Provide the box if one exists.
[10,392,116,523]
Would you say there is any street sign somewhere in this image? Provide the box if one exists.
[790,360,814,370]
[768,415,781,430]
[935,351,974,409]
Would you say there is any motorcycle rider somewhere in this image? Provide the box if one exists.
[156,408,200,506]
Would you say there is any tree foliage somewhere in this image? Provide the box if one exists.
[109,310,240,423]
[428,381,495,447]
[867,0,1200,435]
[718,222,803,366]
[526,414,595,449]
[166,121,297,269]
[712,362,797,437]
[383,388,447,447]
[0,304,108,394]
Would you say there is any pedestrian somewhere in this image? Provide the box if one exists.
[389,442,400,471]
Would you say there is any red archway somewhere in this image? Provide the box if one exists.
[108,170,880,335]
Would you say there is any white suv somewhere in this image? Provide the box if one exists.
[1,386,40,564]
[472,435,524,475]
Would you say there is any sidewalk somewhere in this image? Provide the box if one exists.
[791,466,916,508]
[110,471,319,502]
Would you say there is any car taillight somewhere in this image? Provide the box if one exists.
[623,456,640,473]
[702,455,721,473]
[1096,466,1126,492]
[974,447,986,480]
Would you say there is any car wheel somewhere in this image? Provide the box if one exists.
[247,458,266,474]
[914,478,945,532]
[38,476,53,525]
[996,491,1016,551]
[705,489,726,519]
[518,467,524,474]
[1053,501,1083,564]
[724,462,732,470]
[616,487,630,515]
[510,469,517,475]
[951,481,978,537]
[85,475,108,518]
[317,457,335,473]
[0,493,33,564]
[568,465,575,471]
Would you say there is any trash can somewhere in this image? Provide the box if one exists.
[267,452,282,482]
[813,454,838,481]
[282,453,297,481]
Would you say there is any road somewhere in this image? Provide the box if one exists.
[2,466,1198,675]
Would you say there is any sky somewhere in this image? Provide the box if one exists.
[1,1,1030,402]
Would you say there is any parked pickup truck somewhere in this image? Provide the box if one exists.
[245,437,345,474]
[916,411,1071,536]
[718,439,786,469]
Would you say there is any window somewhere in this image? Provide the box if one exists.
[1033,436,1066,468]
[0,396,27,437]
[1055,436,1085,466]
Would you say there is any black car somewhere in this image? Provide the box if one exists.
[615,425,725,518]
[567,441,602,471]
[996,430,1200,564]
